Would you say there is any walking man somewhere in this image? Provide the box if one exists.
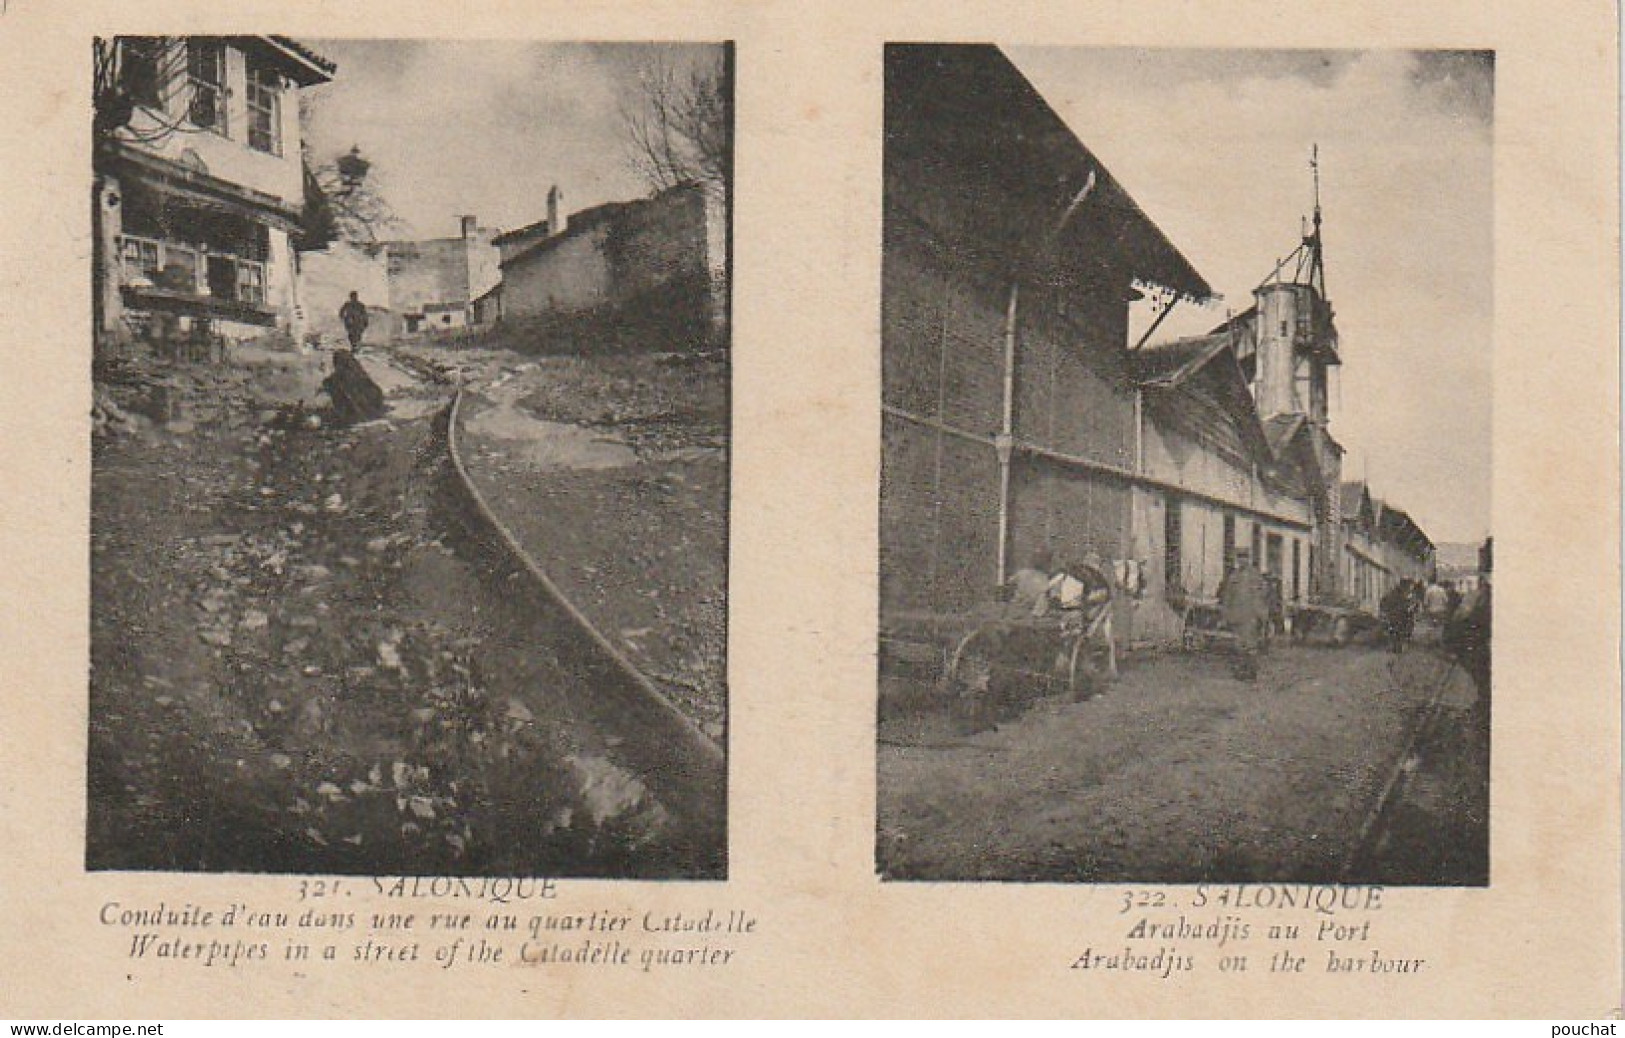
[1218,548,1271,681]
[339,290,369,351]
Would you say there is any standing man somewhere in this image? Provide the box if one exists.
[339,290,369,351]
[1380,579,1418,655]
[1217,547,1271,681]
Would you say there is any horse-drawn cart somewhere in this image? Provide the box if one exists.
[1177,587,1369,651]
[881,570,1119,717]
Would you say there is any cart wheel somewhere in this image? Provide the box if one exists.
[944,630,1002,732]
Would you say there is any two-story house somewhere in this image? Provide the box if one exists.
[93,36,335,345]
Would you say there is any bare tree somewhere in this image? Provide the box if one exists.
[621,48,732,195]
[301,145,400,247]
[296,93,400,249]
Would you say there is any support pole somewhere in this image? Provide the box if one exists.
[995,281,1020,585]
[1130,295,1179,352]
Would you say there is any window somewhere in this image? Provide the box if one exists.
[118,235,202,293]
[1291,538,1302,601]
[187,39,226,134]
[162,245,201,291]
[236,261,266,305]
[246,64,281,154]
[120,236,161,283]
[1163,496,1182,594]
[1222,513,1236,574]
[120,37,167,111]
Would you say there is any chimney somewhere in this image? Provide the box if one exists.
[546,185,564,236]
[460,215,478,239]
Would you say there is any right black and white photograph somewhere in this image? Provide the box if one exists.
[877,44,1492,885]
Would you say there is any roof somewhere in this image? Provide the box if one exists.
[492,216,551,247]
[1264,414,1307,456]
[1133,333,1231,386]
[240,36,336,85]
[499,187,697,270]
[1379,503,1434,554]
[885,45,1213,302]
[1136,333,1292,479]
[104,141,302,228]
[1340,480,1372,521]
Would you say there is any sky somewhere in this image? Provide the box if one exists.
[1008,47,1494,545]
[301,41,722,240]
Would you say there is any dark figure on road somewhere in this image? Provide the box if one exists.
[339,290,369,350]
[322,349,387,425]
[1380,579,1420,654]
[1218,549,1271,681]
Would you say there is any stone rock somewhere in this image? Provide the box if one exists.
[322,350,387,425]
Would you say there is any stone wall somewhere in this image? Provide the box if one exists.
[297,242,392,344]
[500,183,726,335]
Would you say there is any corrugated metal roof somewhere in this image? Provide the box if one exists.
[886,44,1213,303]
[1133,333,1231,385]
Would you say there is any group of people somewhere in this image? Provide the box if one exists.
[1381,577,1486,657]
[994,535,1493,715]
[1379,579,1427,655]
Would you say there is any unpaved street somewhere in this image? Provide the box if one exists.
[90,345,722,877]
[878,644,1487,884]
[450,350,728,738]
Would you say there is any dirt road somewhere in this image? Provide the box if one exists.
[89,348,721,877]
[878,644,1487,884]
[446,349,729,738]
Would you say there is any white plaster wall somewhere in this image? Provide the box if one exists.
[117,40,303,205]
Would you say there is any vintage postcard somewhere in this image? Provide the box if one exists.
[877,44,1491,888]
[0,0,1618,1020]
[86,36,730,882]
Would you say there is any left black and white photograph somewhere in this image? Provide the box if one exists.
[89,37,731,878]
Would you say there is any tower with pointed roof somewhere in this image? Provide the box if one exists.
[1243,147,1345,599]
